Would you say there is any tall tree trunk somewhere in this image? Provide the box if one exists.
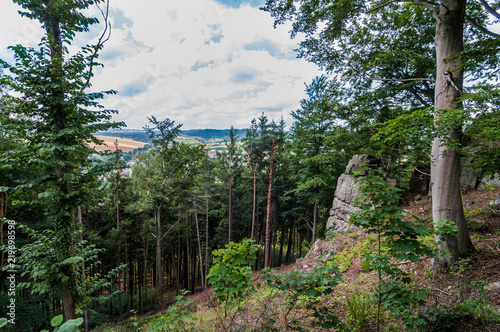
[264,137,275,268]
[185,210,190,291]
[155,205,163,305]
[278,221,285,266]
[44,0,78,320]
[205,196,209,289]
[247,145,257,241]
[251,169,257,241]
[228,164,233,243]
[312,201,318,245]
[432,0,474,267]
[193,202,205,289]
[177,218,181,292]
[286,216,295,262]
[78,207,89,332]
[141,238,148,313]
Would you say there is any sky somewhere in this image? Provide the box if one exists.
[0,0,322,130]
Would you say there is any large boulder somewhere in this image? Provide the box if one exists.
[326,155,379,234]
[327,154,400,234]
[326,174,363,234]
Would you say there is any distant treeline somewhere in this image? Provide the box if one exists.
[98,128,248,142]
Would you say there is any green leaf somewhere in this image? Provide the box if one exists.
[0,318,8,328]
[61,256,84,265]
[55,318,83,332]
[51,314,64,327]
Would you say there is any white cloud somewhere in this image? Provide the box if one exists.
[0,0,322,130]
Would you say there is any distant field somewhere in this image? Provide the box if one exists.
[90,135,147,152]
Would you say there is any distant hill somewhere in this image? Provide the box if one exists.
[182,128,247,141]
[97,128,248,143]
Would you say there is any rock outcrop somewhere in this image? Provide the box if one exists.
[326,155,390,234]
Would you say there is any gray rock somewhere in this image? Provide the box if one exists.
[327,155,376,235]
[484,281,500,291]
[460,156,481,189]
[479,173,500,189]
[345,154,379,175]
[489,199,500,206]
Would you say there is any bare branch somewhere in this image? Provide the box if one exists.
[371,77,436,83]
[407,86,433,108]
[443,72,463,96]
[365,0,403,13]
[479,0,500,20]
[412,0,439,19]
[465,14,500,38]
[414,167,430,177]
[80,0,112,92]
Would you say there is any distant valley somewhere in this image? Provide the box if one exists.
[94,128,248,154]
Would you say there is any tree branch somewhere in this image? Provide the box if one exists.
[371,77,436,82]
[80,0,111,92]
[479,0,500,20]
[366,0,403,13]
[465,14,500,38]
[412,0,439,19]
[407,86,433,108]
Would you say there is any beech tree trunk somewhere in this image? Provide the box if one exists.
[431,0,474,267]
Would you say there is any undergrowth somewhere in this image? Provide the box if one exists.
[90,188,500,331]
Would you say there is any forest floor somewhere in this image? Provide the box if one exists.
[95,187,500,331]
[182,187,500,331]
[186,187,500,305]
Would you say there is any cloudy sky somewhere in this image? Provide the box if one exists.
[0,0,322,130]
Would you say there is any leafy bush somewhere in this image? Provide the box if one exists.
[207,239,260,331]
[262,251,346,330]
[148,290,196,332]
[351,167,433,331]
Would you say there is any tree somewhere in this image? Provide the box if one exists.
[0,0,120,319]
[217,126,240,243]
[138,116,182,305]
[289,75,347,243]
[243,120,260,241]
[263,0,500,266]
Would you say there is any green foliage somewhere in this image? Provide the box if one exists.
[419,279,500,331]
[434,219,460,238]
[351,167,433,331]
[208,239,259,306]
[10,221,125,313]
[345,292,372,332]
[207,239,260,330]
[148,290,197,332]
[0,0,123,318]
[262,251,344,330]
[40,314,83,332]
[331,236,378,272]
